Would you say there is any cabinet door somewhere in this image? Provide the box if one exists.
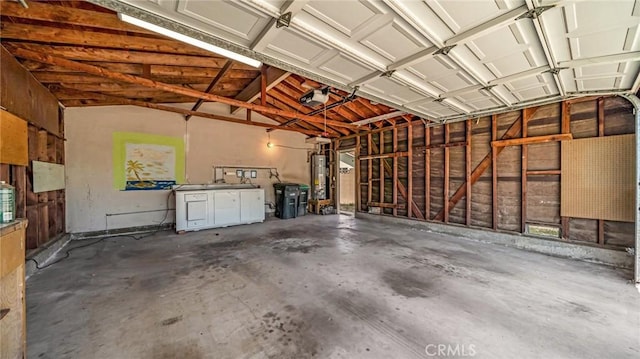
[214,191,240,226]
[240,190,265,223]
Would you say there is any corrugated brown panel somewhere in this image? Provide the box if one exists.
[561,134,635,222]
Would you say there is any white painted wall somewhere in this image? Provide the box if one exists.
[65,103,310,233]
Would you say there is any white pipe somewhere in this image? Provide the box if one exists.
[621,94,640,293]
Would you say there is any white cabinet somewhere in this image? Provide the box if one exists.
[213,191,240,226]
[175,188,264,232]
[240,190,264,223]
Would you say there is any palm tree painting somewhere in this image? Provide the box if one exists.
[126,160,144,181]
[124,143,176,190]
[125,159,156,189]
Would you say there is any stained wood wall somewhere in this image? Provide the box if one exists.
[0,46,65,250]
[346,96,635,249]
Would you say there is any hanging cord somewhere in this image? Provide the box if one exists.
[323,102,327,135]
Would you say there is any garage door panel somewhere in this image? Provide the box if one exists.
[305,0,379,37]
[362,77,426,104]
[177,0,270,41]
[454,92,503,112]
[317,53,374,82]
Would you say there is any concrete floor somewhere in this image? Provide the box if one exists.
[27,215,639,359]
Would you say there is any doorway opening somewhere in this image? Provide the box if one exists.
[338,149,356,215]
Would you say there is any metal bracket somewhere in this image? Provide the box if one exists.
[276,12,292,28]
[435,45,457,56]
[545,67,568,75]
[380,70,396,78]
[434,97,446,103]
[516,5,555,20]
[482,85,496,92]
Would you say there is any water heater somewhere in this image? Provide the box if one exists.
[311,154,327,200]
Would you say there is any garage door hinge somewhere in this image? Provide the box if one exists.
[516,5,555,20]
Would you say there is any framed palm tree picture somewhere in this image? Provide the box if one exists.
[113,132,185,190]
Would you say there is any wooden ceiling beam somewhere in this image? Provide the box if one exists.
[55,81,246,93]
[0,1,156,35]
[150,65,258,79]
[230,66,290,113]
[18,59,259,79]
[3,43,230,67]
[55,87,328,137]
[50,88,206,102]
[0,23,214,56]
[12,48,357,130]
[185,60,234,121]
[32,72,225,85]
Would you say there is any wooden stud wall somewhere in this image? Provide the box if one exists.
[353,96,635,250]
[1,45,65,252]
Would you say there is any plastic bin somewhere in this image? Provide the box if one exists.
[298,184,309,216]
[273,183,299,219]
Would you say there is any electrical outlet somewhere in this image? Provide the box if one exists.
[236,170,243,178]
[251,170,257,178]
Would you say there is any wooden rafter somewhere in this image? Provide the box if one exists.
[185,60,234,121]
[3,42,235,68]
[56,87,328,137]
[230,66,290,113]
[0,1,154,35]
[12,48,359,130]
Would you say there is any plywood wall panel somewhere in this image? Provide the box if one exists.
[0,110,28,166]
[0,46,59,135]
[569,218,598,243]
[527,142,560,171]
[526,179,560,225]
[604,221,634,247]
[561,134,635,222]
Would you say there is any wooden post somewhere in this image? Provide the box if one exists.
[393,127,398,216]
[407,123,413,218]
[367,133,372,206]
[36,130,49,246]
[260,64,267,107]
[521,109,529,233]
[12,166,26,219]
[492,115,498,230]
[379,131,384,206]
[425,126,431,220]
[356,135,361,212]
[560,101,571,240]
[465,120,472,226]
[330,141,335,205]
[443,123,450,223]
[597,97,605,245]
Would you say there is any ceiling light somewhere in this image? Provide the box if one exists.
[118,13,262,68]
[267,142,274,149]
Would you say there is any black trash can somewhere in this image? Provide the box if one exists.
[274,183,299,219]
[298,184,309,216]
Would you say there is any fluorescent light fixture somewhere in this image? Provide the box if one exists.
[118,13,262,68]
